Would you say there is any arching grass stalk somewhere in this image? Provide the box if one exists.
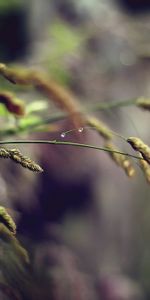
[0,139,143,161]
[19,97,139,130]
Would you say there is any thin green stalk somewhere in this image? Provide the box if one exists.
[29,98,138,127]
[22,97,138,130]
[0,98,138,137]
[0,139,142,161]
[86,97,137,111]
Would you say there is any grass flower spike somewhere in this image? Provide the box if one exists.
[9,149,43,172]
[87,116,113,140]
[139,154,150,184]
[0,91,25,116]
[105,142,135,177]
[0,206,16,235]
[0,63,84,128]
[0,147,43,172]
[136,97,150,111]
[127,137,150,164]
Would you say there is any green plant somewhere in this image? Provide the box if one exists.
[0,62,150,299]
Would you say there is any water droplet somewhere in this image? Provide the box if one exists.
[78,127,83,133]
[61,132,66,138]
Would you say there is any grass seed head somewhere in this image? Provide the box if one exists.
[105,142,135,177]
[87,117,113,140]
[127,137,150,164]
[0,63,84,129]
[8,148,44,172]
[21,158,44,172]
[139,155,150,184]
[0,91,25,116]
[0,148,10,158]
[136,97,150,111]
[0,206,16,235]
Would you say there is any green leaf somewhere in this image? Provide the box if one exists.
[0,104,8,116]
[26,101,48,114]
[19,115,42,129]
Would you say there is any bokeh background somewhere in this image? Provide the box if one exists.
[0,0,150,299]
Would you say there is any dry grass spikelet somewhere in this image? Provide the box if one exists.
[0,148,43,172]
[139,154,150,184]
[0,91,25,116]
[87,116,113,140]
[136,97,150,111]
[0,63,84,128]
[9,149,43,172]
[105,142,135,177]
[0,63,33,85]
[127,137,150,164]
[0,148,10,158]
[0,206,16,235]
[20,157,43,172]
[0,223,29,264]
[11,154,22,164]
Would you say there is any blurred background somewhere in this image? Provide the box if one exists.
[0,0,150,299]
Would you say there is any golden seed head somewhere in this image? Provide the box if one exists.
[11,155,22,163]
[0,147,44,172]
[127,137,143,151]
[0,92,25,116]
[0,206,16,235]
[127,137,150,165]
[105,142,135,177]
[121,157,135,177]
[136,97,150,110]
[9,149,22,156]
[139,156,150,183]
[0,62,85,128]
[0,148,10,158]
[21,159,43,172]
[0,63,6,72]
[128,168,136,177]
[87,117,113,140]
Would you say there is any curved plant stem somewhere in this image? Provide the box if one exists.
[86,97,137,111]
[0,98,138,138]
[0,139,142,160]
[24,97,138,129]
[30,98,138,127]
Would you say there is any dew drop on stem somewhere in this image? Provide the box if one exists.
[61,132,66,138]
[78,127,83,133]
